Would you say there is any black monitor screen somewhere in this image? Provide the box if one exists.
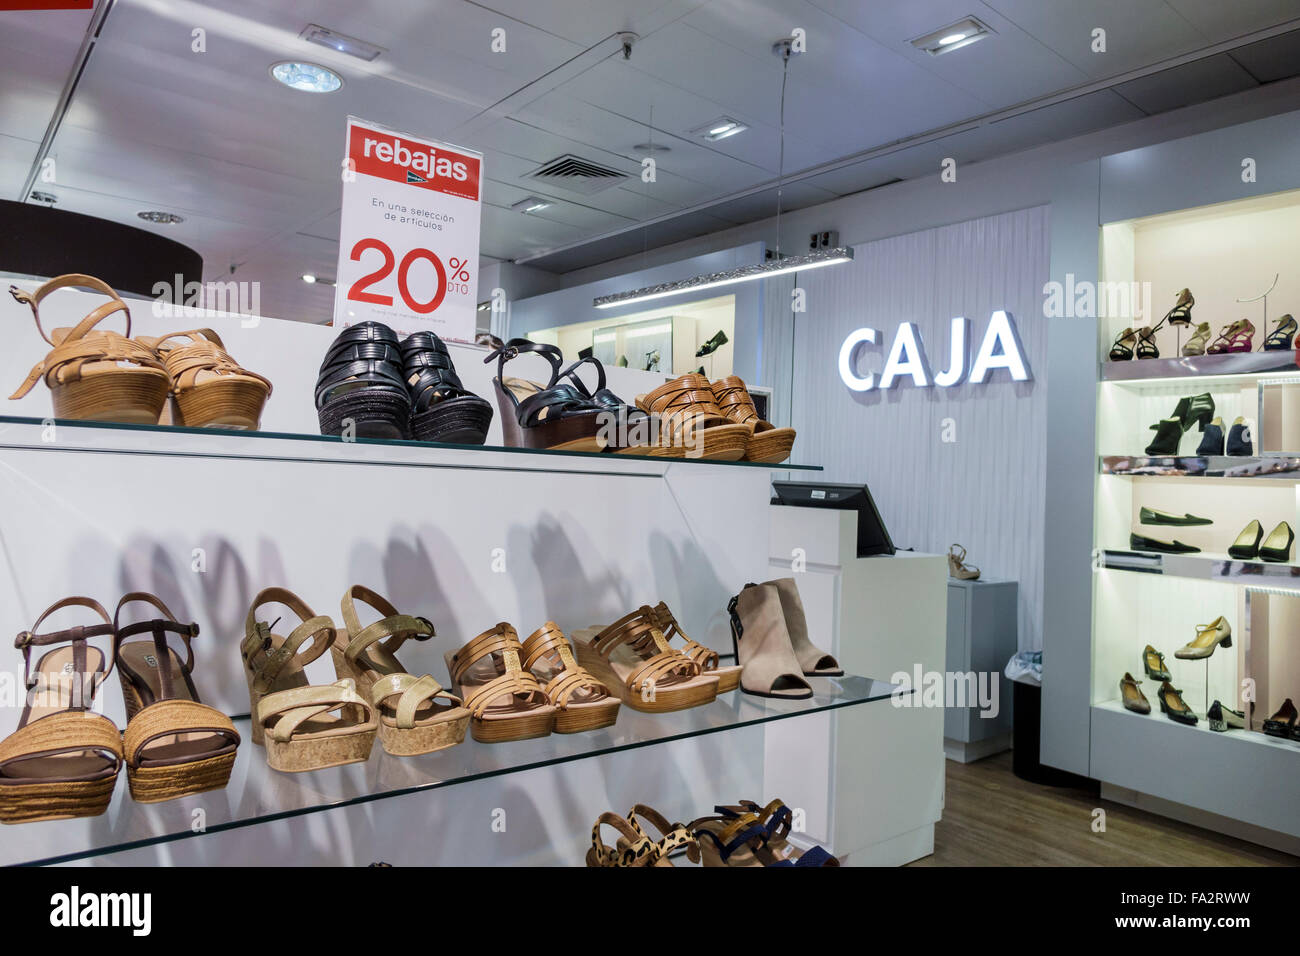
[770,481,896,557]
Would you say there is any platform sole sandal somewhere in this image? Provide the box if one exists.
[316,322,412,439]
[400,332,493,444]
[10,275,170,423]
[0,597,123,824]
[114,593,240,803]
[522,621,620,733]
[409,396,494,445]
[649,601,742,693]
[635,373,751,461]
[570,609,719,713]
[485,340,608,451]
[710,376,797,463]
[445,623,556,743]
[333,585,470,756]
[240,587,377,771]
[138,329,272,430]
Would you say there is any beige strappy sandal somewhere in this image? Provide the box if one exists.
[571,608,719,713]
[444,624,556,743]
[240,587,377,772]
[0,598,123,824]
[634,373,751,460]
[138,328,272,429]
[521,622,619,733]
[587,808,698,867]
[650,601,742,692]
[948,544,980,580]
[333,585,469,756]
[710,376,795,463]
[114,593,240,802]
[9,275,170,422]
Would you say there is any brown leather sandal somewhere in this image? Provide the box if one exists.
[113,593,240,802]
[634,373,751,460]
[334,585,469,756]
[710,376,795,463]
[444,624,556,743]
[521,621,619,733]
[0,598,123,824]
[240,587,378,772]
[649,601,741,692]
[138,328,272,429]
[9,275,170,423]
[571,608,719,713]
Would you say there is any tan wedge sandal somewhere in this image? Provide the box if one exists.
[240,587,377,772]
[710,376,796,463]
[9,275,170,422]
[112,593,240,802]
[571,608,719,713]
[0,598,123,824]
[520,622,619,733]
[138,328,272,429]
[333,585,469,756]
[444,624,556,743]
[634,373,751,460]
[649,601,742,692]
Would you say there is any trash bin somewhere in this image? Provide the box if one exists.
[1005,652,1080,786]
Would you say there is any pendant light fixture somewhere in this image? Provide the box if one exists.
[594,36,852,310]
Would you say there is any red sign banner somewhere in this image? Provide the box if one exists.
[347,125,480,201]
[0,1,93,9]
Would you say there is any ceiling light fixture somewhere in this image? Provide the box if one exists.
[511,196,552,214]
[301,273,317,283]
[690,117,748,142]
[910,17,992,55]
[299,24,385,61]
[137,210,184,224]
[270,61,343,93]
[634,142,671,153]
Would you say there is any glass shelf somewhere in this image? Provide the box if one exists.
[1101,352,1300,384]
[4,675,898,867]
[1101,455,1300,479]
[0,415,822,476]
[1101,548,1300,590]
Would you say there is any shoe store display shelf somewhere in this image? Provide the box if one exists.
[0,676,896,867]
[1101,455,1300,479]
[1101,353,1300,384]
[1101,548,1300,590]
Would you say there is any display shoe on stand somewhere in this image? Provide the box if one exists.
[1207,700,1246,732]
[484,339,606,452]
[1138,507,1211,526]
[1119,673,1150,714]
[948,544,981,580]
[1263,314,1298,351]
[1156,682,1197,725]
[139,329,272,429]
[0,597,123,824]
[649,601,742,692]
[9,275,170,423]
[1142,645,1171,681]
[315,322,411,439]
[1108,327,1137,361]
[114,593,240,802]
[1196,417,1225,455]
[1206,319,1255,354]
[727,583,813,699]
[521,621,620,733]
[1181,322,1211,356]
[1162,288,1195,327]
[443,623,556,743]
[400,332,493,444]
[1258,520,1294,562]
[1262,698,1298,739]
[767,577,842,676]
[1226,416,1253,456]
[635,373,751,460]
[334,585,470,756]
[1129,533,1200,554]
[241,587,378,772]
[696,329,729,357]
[710,376,796,463]
[571,608,719,713]
[1174,615,1232,660]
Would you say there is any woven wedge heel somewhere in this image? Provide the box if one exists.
[649,601,742,692]
[710,376,795,463]
[138,329,272,429]
[635,374,750,460]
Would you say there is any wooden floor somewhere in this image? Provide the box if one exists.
[908,752,1297,866]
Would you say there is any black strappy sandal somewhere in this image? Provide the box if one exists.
[553,355,655,454]
[483,339,607,451]
[400,332,493,444]
[315,322,412,439]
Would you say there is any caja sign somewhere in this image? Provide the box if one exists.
[838,311,1031,392]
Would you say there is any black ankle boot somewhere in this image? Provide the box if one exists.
[1145,419,1183,456]
[1196,417,1224,455]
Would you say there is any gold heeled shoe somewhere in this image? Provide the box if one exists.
[1174,616,1232,660]
[948,544,980,580]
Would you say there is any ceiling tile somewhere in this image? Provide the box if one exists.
[1227,29,1300,83]
[1164,0,1300,40]
[1112,53,1259,115]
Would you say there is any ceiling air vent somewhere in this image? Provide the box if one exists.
[526,154,629,195]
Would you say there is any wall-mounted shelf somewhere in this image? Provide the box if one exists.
[1102,353,1300,383]
[1101,455,1300,479]
[1101,548,1300,589]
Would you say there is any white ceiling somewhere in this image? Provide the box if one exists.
[2,0,1300,321]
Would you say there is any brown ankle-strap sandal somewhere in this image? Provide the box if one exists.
[241,587,378,772]
[334,585,469,756]
[444,624,556,743]
[571,607,719,713]
[710,376,796,463]
[634,373,750,460]
[649,601,742,692]
[0,597,123,824]
[113,593,240,803]
[137,328,272,430]
[621,804,699,867]
[521,622,619,733]
[9,275,170,423]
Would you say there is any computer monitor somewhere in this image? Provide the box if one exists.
[770,481,896,557]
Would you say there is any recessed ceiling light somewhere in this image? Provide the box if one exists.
[270,61,343,93]
[301,273,317,283]
[910,17,992,56]
[690,117,748,142]
[137,210,184,224]
[299,24,385,61]
[511,196,552,214]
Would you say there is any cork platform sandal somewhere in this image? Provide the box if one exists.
[0,597,123,824]
[240,587,377,772]
[444,624,556,743]
[710,376,796,463]
[521,621,619,733]
[571,608,719,713]
[650,601,742,693]
[334,585,469,756]
[634,373,750,460]
[9,274,169,423]
[113,593,240,803]
[138,329,272,429]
